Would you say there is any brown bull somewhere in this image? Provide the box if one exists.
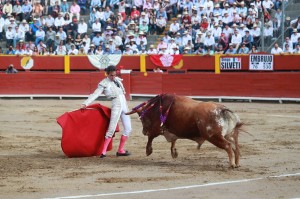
[126,94,243,168]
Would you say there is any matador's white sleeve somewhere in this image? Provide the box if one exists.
[82,85,104,106]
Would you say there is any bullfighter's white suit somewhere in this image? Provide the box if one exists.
[82,76,132,138]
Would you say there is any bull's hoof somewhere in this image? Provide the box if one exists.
[171,149,178,158]
[146,147,153,156]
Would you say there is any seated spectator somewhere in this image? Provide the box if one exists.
[193,45,205,55]
[242,30,253,49]
[57,27,67,43]
[78,47,86,55]
[52,1,61,18]
[70,1,81,20]
[12,1,23,21]
[35,26,45,45]
[21,1,33,21]
[45,14,55,30]
[15,40,26,51]
[147,44,158,54]
[68,44,79,55]
[225,43,237,54]
[231,29,242,50]
[5,64,18,74]
[182,46,192,54]
[53,34,61,50]
[283,44,293,54]
[49,46,56,55]
[271,43,283,54]
[45,27,56,48]
[32,1,44,17]
[60,0,69,15]
[282,36,293,52]
[66,18,78,39]
[19,19,30,34]
[294,44,300,54]
[156,15,166,35]
[82,34,91,47]
[139,20,149,34]
[214,45,225,54]
[13,26,25,48]
[291,29,300,48]
[37,40,47,52]
[32,46,39,55]
[3,1,13,19]
[238,43,249,54]
[203,46,214,56]
[54,13,65,31]
[203,32,215,50]
[24,46,33,56]
[6,45,16,54]
[6,26,15,48]
[78,0,87,15]
[74,34,83,49]
[77,18,87,38]
[249,45,258,53]
[123,45,133,54]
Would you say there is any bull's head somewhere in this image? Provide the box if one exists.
[126,95,164,136]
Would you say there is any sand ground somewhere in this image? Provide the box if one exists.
[0,99,299,199]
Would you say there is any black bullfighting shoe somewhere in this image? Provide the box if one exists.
[116,151,131,157]
[100,154,106,158]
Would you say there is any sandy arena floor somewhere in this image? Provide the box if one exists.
[0,98,299,199]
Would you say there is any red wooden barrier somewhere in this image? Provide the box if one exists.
[0,55,299,71]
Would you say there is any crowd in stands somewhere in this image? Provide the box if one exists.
[0,0,300,56]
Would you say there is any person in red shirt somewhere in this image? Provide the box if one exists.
[200,17,209,32]
[130,6,140,18]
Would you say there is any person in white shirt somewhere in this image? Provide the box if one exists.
[294,44,300,54]
[203,32,215,50]
[250,24,261,46]
[147,44,158,54]
[13,26,25,48]
[68,44,79,55]
[262,0,274,12]
[182,31,192,46]
[271,43,283,54]
[282,37,293,52]
[92,18,101,35]
[45,14,55,29]
[263,24,273,46]
[283,44,293,54]
[169,44,180,55]
[211,23,222,43]
[123,45,133,55]
[169,20,180,37]
[78,18,88,38]
[6,26,15,47]
[291,29,300,48]
[54,13,65,30]
[231,29,242,50]
[19,20,30,33]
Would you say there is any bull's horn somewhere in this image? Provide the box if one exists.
[125,110,137,115]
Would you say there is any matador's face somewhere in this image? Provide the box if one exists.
[107,71,117,81]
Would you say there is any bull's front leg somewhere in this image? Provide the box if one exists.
[146,136,154,156]
[171,140,178,158]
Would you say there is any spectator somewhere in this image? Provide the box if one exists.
[231,29,242,50]
[282,36,293,52]
[77,18,87,38]
[203,32,215,50]
[214,44,225,54]
[57,27,67,42]
[242,30,253,49]
[74,34,83,49]
[45,27,56,47]
[35,26,45,45]
[32,46,39,55]
[13,26,25,48]
[32,1,44,17]
[19,19,30,34]
[2,1,13,18]
[94,45,103,55]
[21,0,33,21]
[294,44,300,54]
[24,46,33,55]
[6,45,16,54]
[225,43,237,54]
[147,44,158,54]
[5,64,18,74]
[283,44,293,54]
[203,45,214,56]
[291,29,300,48]
[78,0,87,15]
[249,45,258,53]
[52,1,61,18]
[68,44,79,55]
[55,44,67,55]
[37,40,47,52]
[60,0,69,15]
[193,45,205,55]
[90,0,101,13]
[238,43,249,54]
[45,14,55,30]
[123,45,133,54]
[70,1,81,20]
[82,34,91,47]
[12,1,22,21]
[30,18,41,34]
[66,17,78,39]
[5,26,14,48]
[54,12,65,31]
[271,43,283,54]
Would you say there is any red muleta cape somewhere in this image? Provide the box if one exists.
[57,104,119,158]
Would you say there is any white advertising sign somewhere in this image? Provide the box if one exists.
[249,54,274,71]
